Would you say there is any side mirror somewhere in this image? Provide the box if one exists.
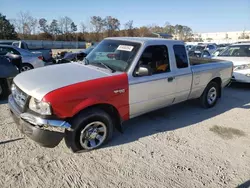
[135,65,152,76]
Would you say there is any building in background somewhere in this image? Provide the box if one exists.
[194,30,250,44]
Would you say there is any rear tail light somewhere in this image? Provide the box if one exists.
[38,56,43,60]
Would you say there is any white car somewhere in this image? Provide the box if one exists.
[0,45,45,72]
[212,43,250,83]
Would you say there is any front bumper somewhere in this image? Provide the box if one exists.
[232,69,250,83]
[8,94,71,148]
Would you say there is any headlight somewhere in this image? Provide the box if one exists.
[234,64,250,71]
[29,97,52,115]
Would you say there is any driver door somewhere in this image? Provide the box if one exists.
[128,45,176,118]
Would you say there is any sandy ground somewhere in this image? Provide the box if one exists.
[0,83,250,188]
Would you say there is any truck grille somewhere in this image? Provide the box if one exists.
[11,84,28,109]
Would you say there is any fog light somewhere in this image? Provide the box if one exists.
[246,74,250,77]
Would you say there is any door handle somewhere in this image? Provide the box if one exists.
[167,77,175,82]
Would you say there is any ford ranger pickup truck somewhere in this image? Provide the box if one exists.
[8,37,233,152]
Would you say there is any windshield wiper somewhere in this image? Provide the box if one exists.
[91,61,116,73]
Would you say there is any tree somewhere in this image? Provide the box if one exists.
[49,19,60,39]
[182,26,193,40]
[90,16,106,41]
[58,16,73,34]
[104,16,120,36]
[80,22,86,33]
[70,22,77,33]
[64,16,73,33]
[39,18,49,33]
[10,11,37,39]
[0,13,18,39]
[124,20,134,36]
[90,16,105,33]
[137,26,151,37]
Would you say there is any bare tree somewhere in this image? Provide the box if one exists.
[58,17,65,34]
[64,16,73,33]
[104,16,120,36]
[80,22,86,33]
[124,20,134,36]
[90,16,105,33]
[17,11,37,35]
[57,16,73,34]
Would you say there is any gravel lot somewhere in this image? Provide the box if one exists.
[0,83,249,188]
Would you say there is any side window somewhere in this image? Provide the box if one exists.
[135,45,170,76]
[0,47,7,55]
[208,45,215,50]
[173,45,189,68]
[6,47,20,55]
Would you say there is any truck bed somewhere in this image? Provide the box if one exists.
[189,57,224,66]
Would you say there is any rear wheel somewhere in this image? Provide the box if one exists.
[65,108,114,152]
[21,63,33,72]
[200,82,219,108]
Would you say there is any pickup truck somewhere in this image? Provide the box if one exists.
[8,37,233,152]
[0,41,53,63]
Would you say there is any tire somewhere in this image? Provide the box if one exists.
[65,108,114,153]
[20,63,33,72]
[200,82,219,108]
[0,79,9,100]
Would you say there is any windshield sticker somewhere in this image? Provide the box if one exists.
[117,45,134,52]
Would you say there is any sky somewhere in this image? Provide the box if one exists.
[1,0,250,33]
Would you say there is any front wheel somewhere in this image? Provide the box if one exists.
[21,63,33,72]
[65,108,114,152]
[200,82,219,108]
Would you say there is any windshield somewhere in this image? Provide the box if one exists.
[85,39,141,72]
[218,45,250,57]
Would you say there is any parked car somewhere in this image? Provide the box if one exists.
[56,45,96,64]
[8,37,233,152]
[185,44,194,52]
[216,43,231,48]
[188,44,217,58]
[0,54,21,99]
[0,41,54,63]
[0,45,45,72]
[212,43,250,83]
[211,47,227,57]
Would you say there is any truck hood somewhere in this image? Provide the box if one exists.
[14,62,112,100]
[212,56,250,66]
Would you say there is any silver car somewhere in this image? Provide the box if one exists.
[0,45,45,72]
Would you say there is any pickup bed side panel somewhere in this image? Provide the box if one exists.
[43,73,129,121]
[189,62,232,99]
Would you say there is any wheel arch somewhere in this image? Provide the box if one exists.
[22,62,34,67]
[199,77,222,99]
[68,103,123,133]
[210,77,222,98]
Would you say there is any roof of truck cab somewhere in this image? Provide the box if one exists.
[105,37,184,44]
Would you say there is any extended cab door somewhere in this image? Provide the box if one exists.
[128,44,176,118]
[172,45,193,104]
